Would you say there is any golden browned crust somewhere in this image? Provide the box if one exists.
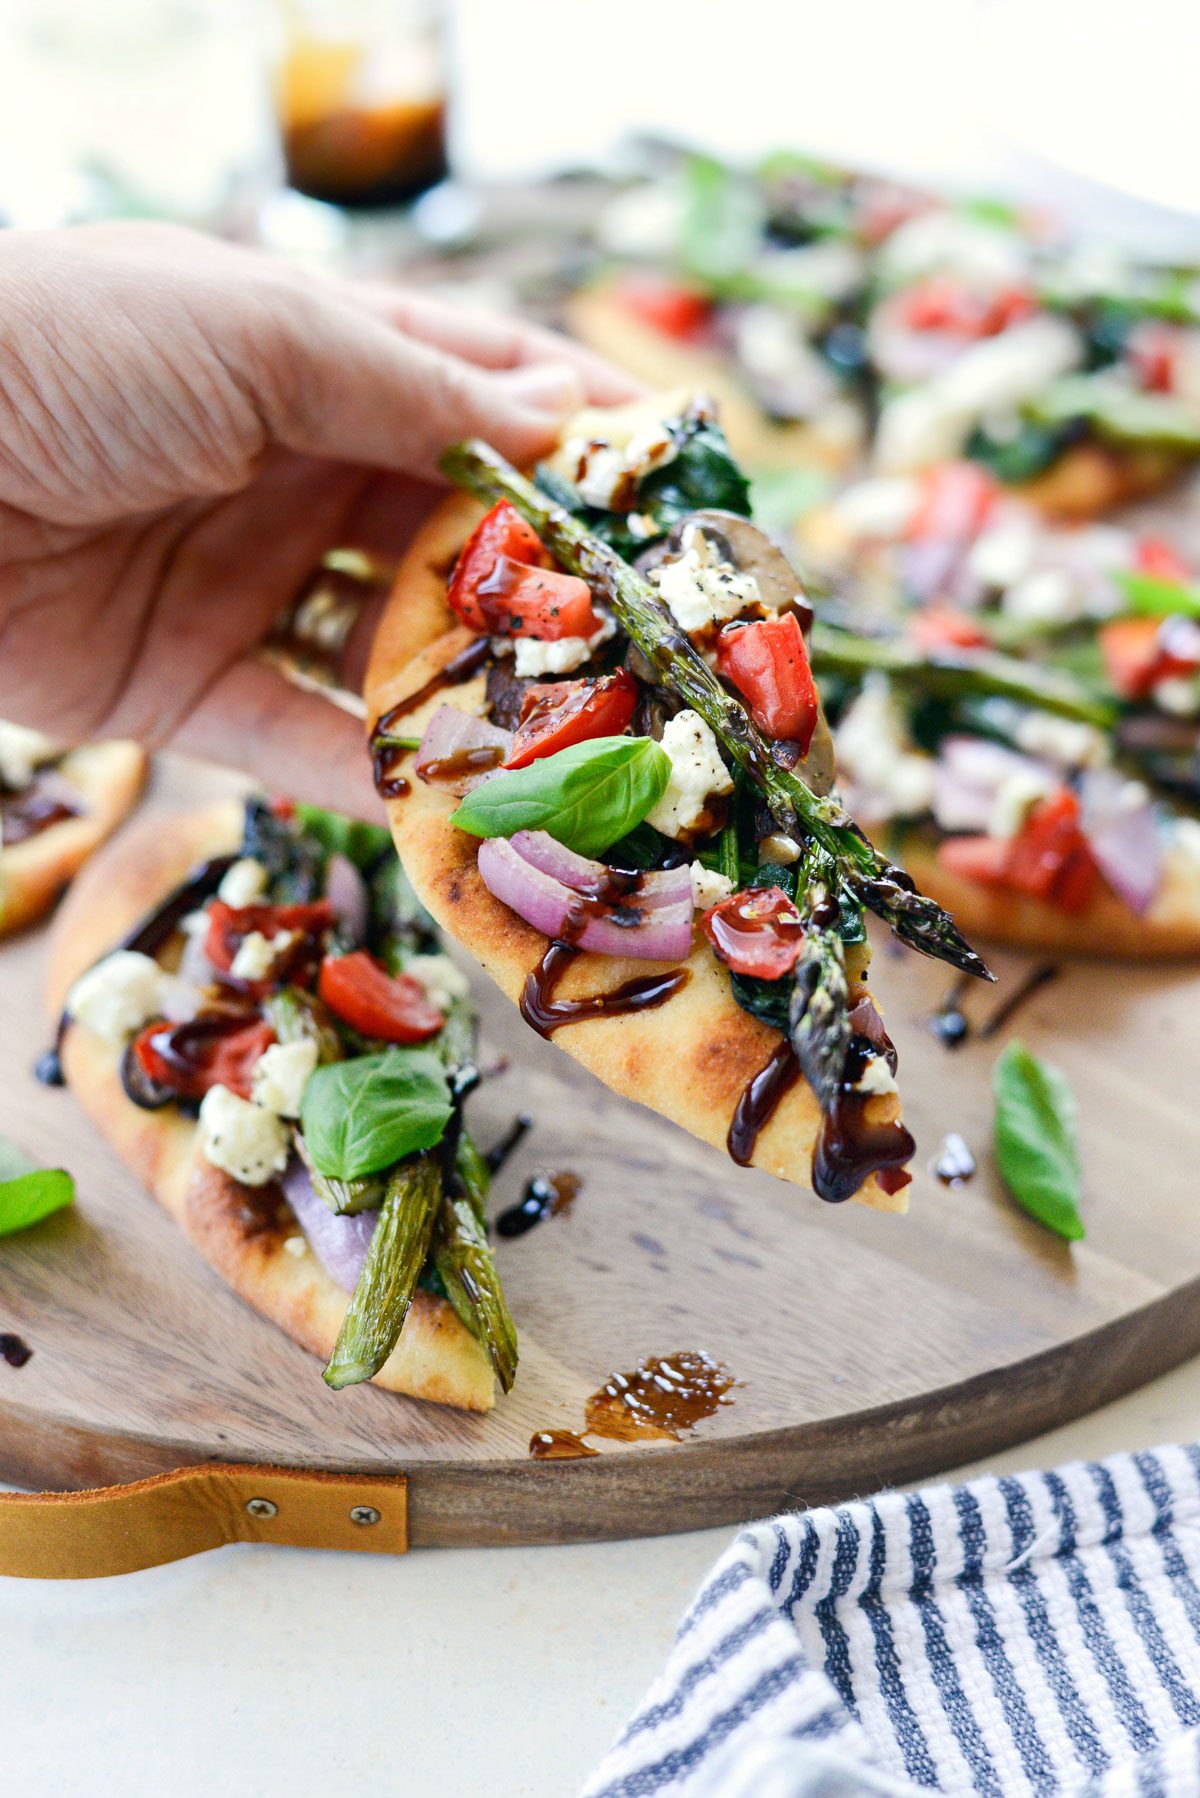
[566,282,862,474]
[890,825,1200,960]
[48,802,495,1412]
[365,497,909,1213]
[0,741,147,938]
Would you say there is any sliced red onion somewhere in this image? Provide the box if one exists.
[1080,768,1163,916]
[477,837,694,961]
[416,706,512,796]
[325,852,368,944]
[282,1159,377,1292]
[508,830,692,910]
[177,919,217,988]
[899,538,964,603]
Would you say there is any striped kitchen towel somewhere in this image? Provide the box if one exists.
[583,1444,1200,1798]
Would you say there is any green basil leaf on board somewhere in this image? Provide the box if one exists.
[992,1041,1084,1241]
[300,1049,453,1182]
[0,1136,75,1238]
[451,736,671,860]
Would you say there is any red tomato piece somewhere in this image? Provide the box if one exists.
[446,501,552,633]
[1005,790,1098,912]
[613,270,712,340]
[1129,322,1180,394]
[1100,616,1173,701]
[504,668,639,769]
[701,885,807,980]
[908,606,991,653]
[470,562,600,641]
[318,952,444,1044]
[204,900,335,990]
[715,613,819,750]
[132,1015,276,1102]
[905,462,1000,543]
[938,790,1099,914]
[897,277,1034,338]
[1133,536,1192,583]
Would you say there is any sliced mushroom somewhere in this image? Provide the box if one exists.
[677,509,837,796]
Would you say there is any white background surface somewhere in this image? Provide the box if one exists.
[8,1367,1200,1797]
[3,3,1200,1794]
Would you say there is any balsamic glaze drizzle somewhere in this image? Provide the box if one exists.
[979,962,1060,1039]
[370,636,492,797]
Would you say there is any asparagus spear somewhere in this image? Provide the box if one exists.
[265,987,343,1064]
[440,439,991,981]
[788,845,851,1111]
[809,622,1115,727]
[324,1154,442,1390]
[295,1132,384,1217]
[433,1181,519,1394]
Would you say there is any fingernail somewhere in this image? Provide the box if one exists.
[499,362,585,416]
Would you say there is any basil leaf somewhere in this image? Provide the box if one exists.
[992,1041,1084,1240]
[604,822,680,871]
[451,737,671,860]
[0,1136,75,1237]
[1114,571,1200,619]
[294,804,393,872]
[300,1049,453,1182]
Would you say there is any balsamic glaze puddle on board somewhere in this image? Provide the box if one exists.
[928,974,971,1049]
[0,1333,33,1369]
[528,1350,737,1459]
[496,1170,581,1238]
[484,1113,533,1176]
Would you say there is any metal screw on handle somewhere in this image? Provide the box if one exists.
[349,1506,382,1527]
[245,1498,278,1519]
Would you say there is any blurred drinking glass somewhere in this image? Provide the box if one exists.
[273,0,449,208]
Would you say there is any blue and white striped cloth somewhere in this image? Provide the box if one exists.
[583,1444,1200,1798]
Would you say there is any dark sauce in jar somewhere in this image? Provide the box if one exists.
[496,1170,581,1238]
[0,1333,33,1369]
[529,1429,598,1460]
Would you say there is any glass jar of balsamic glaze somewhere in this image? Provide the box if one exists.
[272,0,448,208]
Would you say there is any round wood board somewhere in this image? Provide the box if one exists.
[0,753,1195,1548]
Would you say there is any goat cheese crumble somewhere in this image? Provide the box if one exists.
[833,678,936,820]
[689,863,735,910]
[230,928,297,982]
[647,710,734,840]
[198,1085,289,1187]
[67,951,165,1046]
[251,1039,318,1119]
[405,952,469,1014]
[509,614,616,678]
[651,524,774,633]
[217,857,269,907]
[855,1054,899,1098]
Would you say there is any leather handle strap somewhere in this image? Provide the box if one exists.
[0,1464,408,1579]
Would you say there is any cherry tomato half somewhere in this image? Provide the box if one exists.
[716,613,818,750]
[504,669,639,769]
[318,952,444,1044]
[701,885,807,979]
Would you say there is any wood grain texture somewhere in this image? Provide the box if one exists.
[1,754,1197,1547]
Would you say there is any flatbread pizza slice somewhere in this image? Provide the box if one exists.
[48,795,516,1411]
[0,724,146,937]
[794,464,1200,957]
[366,396,994,1212]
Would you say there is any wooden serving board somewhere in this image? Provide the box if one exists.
[0,753,1196,1548]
